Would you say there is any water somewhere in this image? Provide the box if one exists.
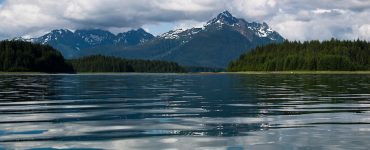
[0,74,370,150]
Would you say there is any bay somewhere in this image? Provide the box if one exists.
[0,74,369,150]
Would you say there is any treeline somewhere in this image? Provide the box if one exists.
[228,39,370,71]
[0,40,74,73]
[69,55,186,73]
[0,41,186,73]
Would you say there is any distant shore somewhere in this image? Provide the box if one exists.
[1,71,370,75]
[222,71,370,74]
[0,72,46,75]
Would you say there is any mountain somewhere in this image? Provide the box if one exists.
[14,11,284,68]
[83,10,284,68]
[15,28,154,58]
[163,11,284,67]
[79,11,284,68]
[115,28,154,46]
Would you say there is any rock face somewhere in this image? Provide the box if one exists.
[16,11,284,68]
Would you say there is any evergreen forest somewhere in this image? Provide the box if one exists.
[229,39,370,71]
[0,40,74,73]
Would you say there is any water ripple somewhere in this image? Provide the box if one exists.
[0,74,370,149]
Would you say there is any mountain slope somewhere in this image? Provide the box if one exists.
[159,11,284,67]
[15,28,154,58]
[87,11,284,68]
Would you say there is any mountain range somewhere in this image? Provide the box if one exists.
[14,11,284,68]
[15,28,154,58]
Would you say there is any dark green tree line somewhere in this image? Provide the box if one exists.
[228,39,370,71]
[68,55,186,73]
[0,40,74,73]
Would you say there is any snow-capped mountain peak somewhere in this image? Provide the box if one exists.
[219,10,233,18]
[12,28,155,57]
[17,28,154,47]
[159,11,283,42]
[158,11,240,41]
[75,29,115,46]
[38,29,73,44]
[51,29,71,35]
[206,10,239,26]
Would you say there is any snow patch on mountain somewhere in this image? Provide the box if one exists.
[160,29,184,39]
[158,11,282,42]
[159,27,203,46]
[14,28,154,50]
[81,34,104,45]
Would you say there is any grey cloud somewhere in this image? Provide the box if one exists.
[265,0,370,41]
[0,0,225,39]
[0,0,370,41]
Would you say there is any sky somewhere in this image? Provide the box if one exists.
[1,0,370,41]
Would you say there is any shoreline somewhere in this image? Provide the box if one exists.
[1,71,370,75]
[220,71,370,74]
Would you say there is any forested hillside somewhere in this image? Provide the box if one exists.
[228,39,370,71]
[69,55,186,73]
[0,41,74,73]
[0,41,185,73]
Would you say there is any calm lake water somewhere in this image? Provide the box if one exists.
[0,74,370,150]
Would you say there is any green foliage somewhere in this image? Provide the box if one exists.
[228,39,370,71]
[0,41,185,73]
[0,40,74,73]
[69,55,186,73]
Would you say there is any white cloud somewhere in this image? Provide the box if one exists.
[230,0,278,20]
[0,0,370,41]
[357,24,370,40]
[273,20,309,41]
[154,0,215,12]
[0,0,225,38]
[313,9,332,14]
[173,20,205,30]
[266,0,370,41]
